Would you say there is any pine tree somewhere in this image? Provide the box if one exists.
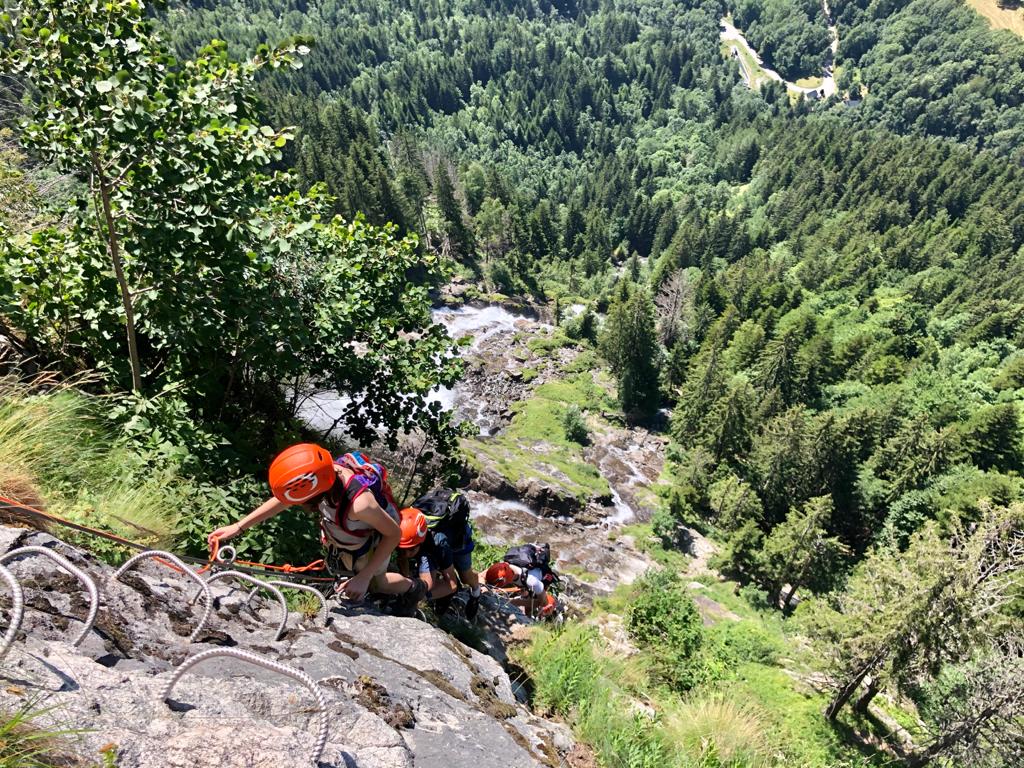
[601,285,661,416]
[760,495,849,610]
[434,163,474,261]
[800,503,1024,721]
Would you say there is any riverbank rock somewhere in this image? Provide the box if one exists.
[0,526,574,768]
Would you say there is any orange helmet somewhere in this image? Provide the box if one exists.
[485,562,516,587]
[399,507,428,549]
[268,444,336,504]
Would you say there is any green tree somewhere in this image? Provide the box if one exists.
[600,285,661,416]
[0,0,461,459]
[435,162,474,262]
[760,495,849,610]
[800,503,1024,720]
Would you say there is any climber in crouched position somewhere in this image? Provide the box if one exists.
[395,488,482,620]
[484,543,559,619]
[208,444,425,612]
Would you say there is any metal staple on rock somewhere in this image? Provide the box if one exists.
[246,581,328,625]
[0,563,24,661]
[0,546,98,647]
[194,571,289,640]
[113,550,213,643]
[162,646,330,766]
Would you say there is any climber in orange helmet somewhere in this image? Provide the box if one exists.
[484,544,559,619]
[394,506,472,618]
[208,444,424,609]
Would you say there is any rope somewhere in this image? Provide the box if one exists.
[194,571,289,641]
[206,537,327,576]
[161,647,329,766]
[0,496,334,583]
[0,563,24,662]
[0,545,99,647]
[247,581,328,625]
[113,550,213,643]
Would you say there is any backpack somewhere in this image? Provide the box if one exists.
[333,451,399,529]
[412,488,471,540]
[504,543,558,588]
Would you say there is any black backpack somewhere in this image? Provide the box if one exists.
[412,488,471,543]
[504,543,558,588]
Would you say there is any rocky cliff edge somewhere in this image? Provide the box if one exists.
[0,525,575,768]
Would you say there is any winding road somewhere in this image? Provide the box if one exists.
[720,0,839,98]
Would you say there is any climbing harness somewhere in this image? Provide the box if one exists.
[113,550,213,643]
[0,495,333,583]
[246,580,328,625]
[194,570,289,641]
[0,563,24,662]
[0,545,98,647]
[162,647,329,766]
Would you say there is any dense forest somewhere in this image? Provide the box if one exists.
[834,0,1024,157]
[728,0,832,79]
[1,0,1022,764]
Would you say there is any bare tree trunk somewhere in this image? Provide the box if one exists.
[826,663,873,720]
[92,152,143,393]
[852,675,880,713]
[781,581,798,613]
[905,704,999,768]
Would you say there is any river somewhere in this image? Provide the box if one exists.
[295,304,537,435]
[295,302,671,592]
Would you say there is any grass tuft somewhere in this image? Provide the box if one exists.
[664,693,773,768]
[0,700,82,768]
[0,374,175,545]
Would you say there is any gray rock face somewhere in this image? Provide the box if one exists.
[0,526,573,768]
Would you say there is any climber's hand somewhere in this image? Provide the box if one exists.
[208,523,241,550]
[339,572,371,600]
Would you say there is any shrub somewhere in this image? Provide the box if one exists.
[565,306,598,343]
[705,621,782,667]
[627,570,704,689]
[561,405,590,445]
[487,260,516,295]
[651,505,678,545]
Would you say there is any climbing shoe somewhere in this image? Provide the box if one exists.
[432,594,454,619]
[464,594,480,621]
[392,578,426,617]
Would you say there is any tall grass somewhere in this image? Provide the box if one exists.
[0,375,175,543]
[664,694,773,768]
[0,377,103,508]
[523,624,669,768]
[0,701,81,768]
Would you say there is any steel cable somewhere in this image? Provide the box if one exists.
[247,580,328,625]
[194,571,289,641]
[0,563,24,661]
[113,550,214,642]
[0,546,98,647]
[161,647,329,765]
